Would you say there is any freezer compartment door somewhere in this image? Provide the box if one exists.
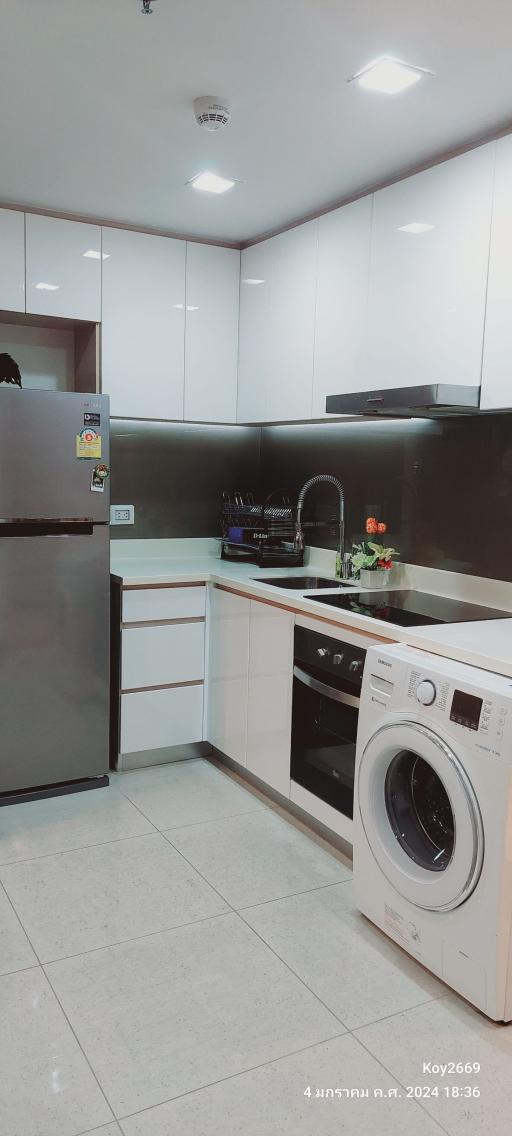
[0,525,109,793]
[0,388,109,522]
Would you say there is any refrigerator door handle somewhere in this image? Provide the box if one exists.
[0,519,96,537]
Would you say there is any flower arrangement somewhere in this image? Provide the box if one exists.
[349,517,399,579]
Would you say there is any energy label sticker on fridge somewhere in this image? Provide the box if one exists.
[76,428,102,459]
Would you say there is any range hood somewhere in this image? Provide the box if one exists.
[325,384,481,419]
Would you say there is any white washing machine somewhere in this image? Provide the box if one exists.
[354,641,512,1021]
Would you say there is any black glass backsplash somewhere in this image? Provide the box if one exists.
[110,420,261,540]
[110,413,512,582]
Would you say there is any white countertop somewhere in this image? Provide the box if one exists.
[111,538,512,678]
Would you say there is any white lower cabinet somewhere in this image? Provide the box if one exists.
[121,622,205,690]
[120,685,204,754]
[207,588,250,764]
[207,588,294,796]
[246,600,294,797]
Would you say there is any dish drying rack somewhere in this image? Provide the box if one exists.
[219,489,343,568]
[219,490,302,568]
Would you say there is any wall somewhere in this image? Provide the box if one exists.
[110,413,512,581]
[260,415,512,580]
[110,419,261,540]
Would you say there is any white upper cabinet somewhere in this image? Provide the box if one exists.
[26,214,101,321]
[102,227,186,420]
[238,222,318,423]
[267,222,318,421]
[184,242,240,423]
[0,209,25,312]
[481,135,512,409]
[313,197,372,416]
[237,239,273,422]
[361,144,496,391]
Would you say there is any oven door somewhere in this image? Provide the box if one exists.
[290,664,359,818]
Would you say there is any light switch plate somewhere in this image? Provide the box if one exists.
[110,505,135,525]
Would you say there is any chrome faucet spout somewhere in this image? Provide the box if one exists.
[295,475,345,577]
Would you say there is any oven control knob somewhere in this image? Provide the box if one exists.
[349,659,363,674]
[333,653,344,665]
[317,647,329,658]
[416,679,436,706]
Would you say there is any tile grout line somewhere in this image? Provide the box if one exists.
[0,885,118,1128]
[114,1031,349,1127]
[0,825,160,869]
[352,1028,453,1136]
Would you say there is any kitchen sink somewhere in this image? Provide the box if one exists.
[253,575,355,590]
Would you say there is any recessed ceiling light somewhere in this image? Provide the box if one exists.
[82,250,110,260]
[188,171,236,194]
[242,278,265,285]
[350,56,433,94]
[398,222,435,234]
[172,303,200,311]
[35,282,60,291]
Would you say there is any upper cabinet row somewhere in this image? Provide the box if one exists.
[2,133,512,419]
[0,210,240,422]
[238,140,506,421]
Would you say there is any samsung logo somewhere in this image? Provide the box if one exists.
[377,659,393,668]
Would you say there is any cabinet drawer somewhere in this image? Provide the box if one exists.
[120,685,204,754]
[121,622,205,690]
[122,585,206,623]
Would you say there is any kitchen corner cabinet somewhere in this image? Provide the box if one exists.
[481,134,512,408]
[361,144,496,392]
[101,227,186,419]
[25,214,102,321]
[0,208,25,312]
[246,600,294,797]
[184,243,240,423]
[313,197,372,416]
[238,222,318,423]
[207,588,250,764]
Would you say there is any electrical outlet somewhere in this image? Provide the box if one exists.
[110,505,135,525]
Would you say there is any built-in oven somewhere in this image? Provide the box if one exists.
[291,621,369,821]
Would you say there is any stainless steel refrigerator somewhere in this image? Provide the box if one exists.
[0,388,110,802]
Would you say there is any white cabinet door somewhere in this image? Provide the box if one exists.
[184,243,240,423]
[237,240,273,422]
[26,214,101,321]
[207,588,250,764]
[0,208,25,312]
[246,600,293,797]
[121,623,205,690]
[102,227,185,420]
[313,197,372,416]
[237,223,317,423]
[267,221,318,422]
[481,135,512,408]
[361,145,495,391]
[121,685,204,754]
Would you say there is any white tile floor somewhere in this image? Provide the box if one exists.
[0,759,509,1136]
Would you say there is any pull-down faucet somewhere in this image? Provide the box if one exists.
[295,475,345,578]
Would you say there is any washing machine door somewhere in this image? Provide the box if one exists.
[357,720,484,911]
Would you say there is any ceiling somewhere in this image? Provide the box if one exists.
[2,0,512,244]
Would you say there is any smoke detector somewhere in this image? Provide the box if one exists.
[193,97,231,132]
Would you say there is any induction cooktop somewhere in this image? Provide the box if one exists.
[304,589,511,628]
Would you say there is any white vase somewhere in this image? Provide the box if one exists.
[359,568,391,589]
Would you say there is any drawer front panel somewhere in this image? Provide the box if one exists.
[122,585,206,623]
[121,622,205,689]
[120,685,204,754]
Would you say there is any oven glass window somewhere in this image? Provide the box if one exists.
[384,751,455,872]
